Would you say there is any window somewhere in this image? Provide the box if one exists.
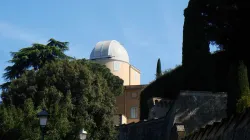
[131,92,137,98]
[114,61,120,71]
[134,72,137,80]
[130,107,138,119]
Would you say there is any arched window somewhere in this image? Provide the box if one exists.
[130,107,137,119]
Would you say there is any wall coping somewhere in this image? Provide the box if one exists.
[180,90,227,97]
[124,85,147,89]
[118,116,166,127]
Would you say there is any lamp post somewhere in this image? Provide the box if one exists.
[79,129,88,140]
[37,109,48,140]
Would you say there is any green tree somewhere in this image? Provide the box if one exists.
[203,0,248,59]
[236,95,250,113]
[19,99,40,140]
[236,61,250,113]
[182,0,250,116]
[182,0,212,91]
[156,58,162,78]
[1,59,123,140]
[0,105,23,140]
[3,38,72,81]
[228,60,250,115]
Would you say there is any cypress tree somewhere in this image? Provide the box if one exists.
[237,61,250,96]
[227,60,250,115]
[236,61,250,113]
[182,2,211,90]
[156,58,162,78]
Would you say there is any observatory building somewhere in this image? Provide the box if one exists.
[90,40,145,124]
[90,40,140,85]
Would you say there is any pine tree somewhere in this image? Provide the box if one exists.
[156,58,162,78]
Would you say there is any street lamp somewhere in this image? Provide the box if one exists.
[37,108,48,140]
[79,129,88,140]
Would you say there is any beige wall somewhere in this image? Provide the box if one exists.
[113,114,127,125]
[91,59,140,86]
[115,85,146,124]
[92,59,130,85]
[129,66,140,85]
[91,59,143,124]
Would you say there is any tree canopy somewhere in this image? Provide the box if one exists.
[141,0,250,119]
[181,0,250,115]
[1,60,123,140]
[0,39,124,140]
[3,38,72,81]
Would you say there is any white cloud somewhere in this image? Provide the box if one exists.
[0,21,47,44]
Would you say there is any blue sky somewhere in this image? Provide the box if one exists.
[0,0,189,85]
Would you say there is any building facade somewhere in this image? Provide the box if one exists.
[89,40,144,124]
[116,85,146,124]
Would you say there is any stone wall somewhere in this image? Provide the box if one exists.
[117,101,176,140]
[183,108,250,140]
[118,117,166,140]
[148,97,170,119]
[175,91,227,133]
[117,91,228,139]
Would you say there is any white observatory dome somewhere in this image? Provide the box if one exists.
[90,40,129,63]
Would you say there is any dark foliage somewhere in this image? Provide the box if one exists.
[156,58,162,78]
[140,65,183,120]
[2,38,72,81]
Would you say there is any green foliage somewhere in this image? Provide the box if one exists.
[182,0,214,91]
[20,99,40,140]
[140,0,250,120]
[0,100,40,140]
[236,95,250,113]
[139,50,234,120]
[156,58,162,78]
[234,61,250,113]
[140,65,183,120]
[1,59,123,140]
[237,61,250,96]
[227,60,250,116]
[2,38,72,81]
[181,0,250,117]
[202,0,248,61]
